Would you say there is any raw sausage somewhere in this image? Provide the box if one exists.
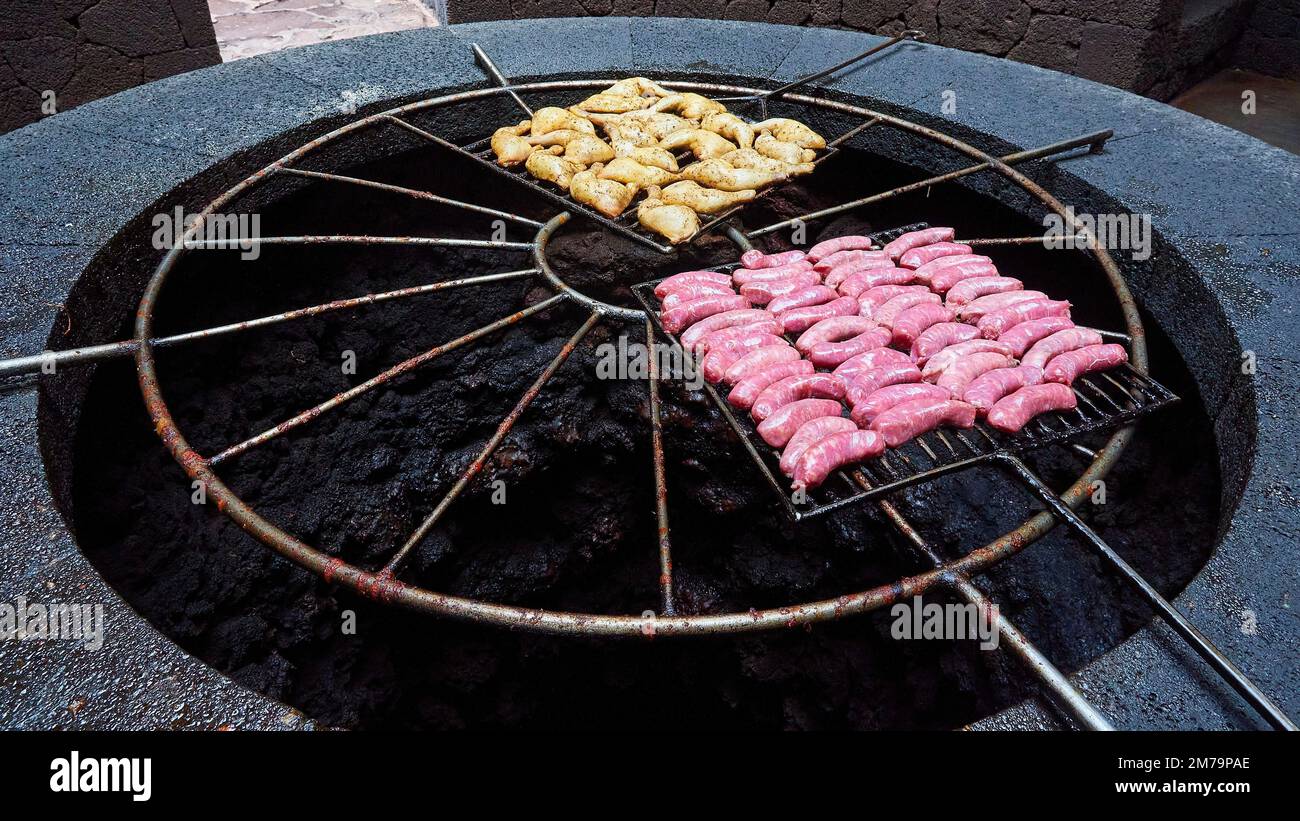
[978,299,1071,339]
[1042,343,1128,385]
[777,296,859,333]
[792,430,886,490]
[882,227,955,259]
[987,383,1078,433]
[962,364,1044,412]
[780,416,858,476]
[728,359,815,410]
[661,293,748,333]
[848,382,950,427]
[757,398,845,447]
[741,249,806,269]
[870,397,976,447]
[752,373,848,421]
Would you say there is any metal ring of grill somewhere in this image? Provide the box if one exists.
[133,79,1148,638]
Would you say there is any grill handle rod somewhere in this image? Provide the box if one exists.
[998,453,1298,731]
[471,42,533,118]
[754,30,925,106]
[864,481,1114,731]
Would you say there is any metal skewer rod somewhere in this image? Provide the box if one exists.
[207,295,566,466]
[646,317,675,615]
[275,167,544,227]
[0,270,539,379]
[184,235,534,250]
[713,30,925,105]
[857,477,1114,731]
[471,42,533,117]
[748,130,1113,238]
[382,310,600,576]
[999,453,1298,731]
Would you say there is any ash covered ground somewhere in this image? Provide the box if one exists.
[67,144,1219,729]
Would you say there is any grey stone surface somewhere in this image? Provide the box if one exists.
[0,17,1296,730]
[435,1,1280,100]
[1006,13,1080,74]
[0,0,220,134]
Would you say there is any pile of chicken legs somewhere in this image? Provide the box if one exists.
[490,77,826,243]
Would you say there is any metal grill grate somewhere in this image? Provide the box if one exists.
[631,222,1180,521]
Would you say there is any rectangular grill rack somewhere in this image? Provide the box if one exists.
[631,223,1180,521]
[411,37,921,254]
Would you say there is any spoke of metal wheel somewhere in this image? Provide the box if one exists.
[471,42,533,117]
[381,310,600,576]
[998,453,1299,731]
[957,235,1087,246]
[0,269,539,379]
[748,129,1113,238]
[849,470,1114,731]
[184,235,533,251]
[275,167,543,227]
[713,30,924,107]
[207,294,565,466]
[646,318,674,615]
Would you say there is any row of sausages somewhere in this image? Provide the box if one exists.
[654,226,1128,491]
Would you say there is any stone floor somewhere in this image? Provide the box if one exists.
[210,0,439,61]
[1172,69,1300,155]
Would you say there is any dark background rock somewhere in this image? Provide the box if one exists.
[436,1,1300,99]
[0,0,219,134]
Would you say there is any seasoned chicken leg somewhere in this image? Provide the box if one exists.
[722,148,815,176]
[638,186,700,244]
[572,94,653,114]
[752,117,826,149]
[611,140,679,172]
[659,180,757,214]
[603,77,673,98]
[563,134,616,164]
[620,110,693,140]
[650,92,726,119]
[526,150,584,189]
[526,128,583,147]
[597,156,678,188]
[570,164,639,218]
[701,112,755,150]
[658,128,737,160]
[490,119,535,166]
[530,106,596,136]
[604,120,658,147]
[754,132,816,164]
[679,158,789,192]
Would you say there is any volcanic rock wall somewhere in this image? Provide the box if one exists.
[436,0,1276,100]
[0,0,220,134]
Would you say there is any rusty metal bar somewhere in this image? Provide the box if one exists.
[208,294,565,466]
[958,235,1087,246]
[715,31,925,109]
[0,269,538,379]
[998,453,1298,731]
[646,317,674,615]
[857,474,1113,730]
[471,42,533,117]
[275,167,543,227]
[185,235,533,251]
[748,129,1114,238]
[382,310,601,576]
